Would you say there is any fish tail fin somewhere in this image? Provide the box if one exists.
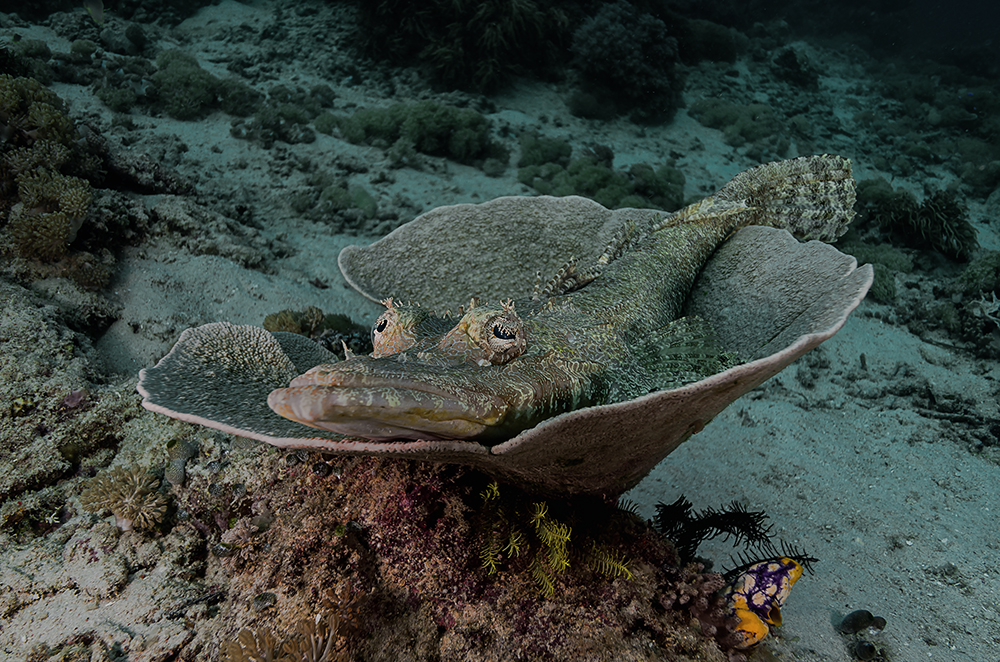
[714,154,855,242]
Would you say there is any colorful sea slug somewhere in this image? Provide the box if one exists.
[722,556,804,649]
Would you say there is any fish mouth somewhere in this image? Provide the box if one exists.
[267,366,510,442]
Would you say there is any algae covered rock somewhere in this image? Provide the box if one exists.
[330,101,509,166]
[151,50,263,121]
[195,451,732,662]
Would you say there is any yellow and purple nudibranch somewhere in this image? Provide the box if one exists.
[722,556,804,649]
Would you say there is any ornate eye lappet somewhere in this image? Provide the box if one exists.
[479,299,526,365]
[371,297,416,357]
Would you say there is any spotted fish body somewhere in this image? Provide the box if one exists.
[268,156,855,442]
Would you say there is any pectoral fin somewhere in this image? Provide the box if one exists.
[632,316,738,391]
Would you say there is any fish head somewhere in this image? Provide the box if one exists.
[370,297,527,366]
[269,298,591,442]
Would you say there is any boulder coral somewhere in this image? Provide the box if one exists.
[570,1,682,121]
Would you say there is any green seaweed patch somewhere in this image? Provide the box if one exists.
[217,78,264,117]
[229,83,337,147]
[233,102,314,147]
[627,162,686,211]
[856,178,979,261]
[151,50,219,120]
[689,98,784,147]
[519,155,685,211]
[518,132,572,168]
[314,111,338,135]
[959,159,1000,198]
[318,184,377,219]
[151,50,262,120]
[89,54,156,114]
[266,83,335,117]
[867,263,897,303]
[841,243,914,274]
[69,39,99,59]
[839,243,914,304]
[960,250,1000,296]
[328,101,509,166]
[95,86,137,113]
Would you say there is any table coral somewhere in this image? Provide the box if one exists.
[139,160,873,496]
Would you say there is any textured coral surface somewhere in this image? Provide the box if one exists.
[194,452,729,661]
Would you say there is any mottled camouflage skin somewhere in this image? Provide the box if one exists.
[268,156,855,442]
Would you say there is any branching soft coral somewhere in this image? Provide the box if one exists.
[80,466,168,532]
[856,177,979,261]
[0,74,78,148]
[7,169,92,261]
[1,75,97,263]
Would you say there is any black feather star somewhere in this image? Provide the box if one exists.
[724,540,820,581]
[654,496,775,564]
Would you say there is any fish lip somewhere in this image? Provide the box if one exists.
[290,356,510,403]
[268,379,507,442]
[273,356,568,442]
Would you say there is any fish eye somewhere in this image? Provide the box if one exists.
[492,323,517,340]
[371,298,419,358]
[478,305,526,364]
